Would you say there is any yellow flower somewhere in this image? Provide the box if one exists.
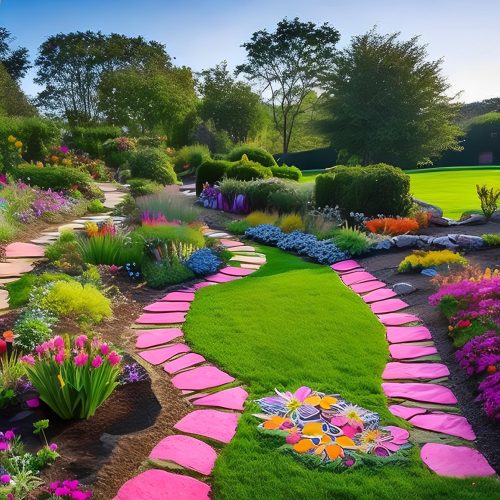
[58,371,65,389]
[62,158,72,166]
[15,140,23,149]
[7,135,16,143]
[36,161,44,168]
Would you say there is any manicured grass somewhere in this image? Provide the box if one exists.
[299,169,325,183]
[184,247,498,499]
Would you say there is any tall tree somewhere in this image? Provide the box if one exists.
[0,62,35,116]
[0,27,31,81]
[237,17,340,153]
[320,30,462,166]
[34,31,171,123]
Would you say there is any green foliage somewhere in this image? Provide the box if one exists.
[267,184,311,214]
[173,144,211,174]
[226,219,251,235]
[45,229,78,261]
[0,212,17,242]
[13,315,53,353]
[66,125,121,157]
[271,164,302,181]
[226,145,277,167]
[131,224,205,248]
[333,226,372,255]
[195,158,233,195]
[128,177,164,198]
[78,234,143,267]
[476,184,499,219]
[142,257,194,289]
[87,198,107,213]
[226,159,272,181]
[5,273,36,308]
[314,172,336,208]
[482,233,500,246]
[0,62,34,117]
[129,147,177,185]
[0,27,31,81]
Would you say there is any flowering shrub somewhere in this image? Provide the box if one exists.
[430,265,497,287]
[477,372,500,420]
[22,335,122,419]
[364,217,419,236]
[185,248,222,276]
[46,479,92,499]
[456,331,500,376]
[398,250,468,273]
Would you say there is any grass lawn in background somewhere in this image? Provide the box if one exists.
[184,246,498,499]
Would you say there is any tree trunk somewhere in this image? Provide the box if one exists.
[282,115,288,153]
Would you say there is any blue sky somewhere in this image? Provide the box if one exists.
[0,0,498,102]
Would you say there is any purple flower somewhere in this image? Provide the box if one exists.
[0,474,11,484]
[4,430,15,440]
[49,442,58,451]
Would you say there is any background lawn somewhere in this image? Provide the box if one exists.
[184,247,498,499]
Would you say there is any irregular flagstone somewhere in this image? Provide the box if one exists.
[383,362,449,380]
[161,291,195,302]
[58,223,85,231]
[144,302,191,312]
[149,435,217,475]
[219,266,255,277]
[240,263,261,270]
[5,242,45,258]
[31,237,56,245]
[362,288,397,303]
[171,366,235,390]
[382,382,458,405]
[114,469,211,499]
[192,387,248,411]
[136,312,187,324]
[350,280,386,294]
[0,289,9,310]
[370,298,410,314]
[164,353,206,374]
[377,312,421,326]
[138,343,191,365]
[204,273,242,284]
[205,232,229,238]
[386,326,432,343]
[0,260,34,278]
[229,255,266,265]
[420,443,495,477]
[219,239,242,247]
[135,328,183,349]
[0,277,19,285]
[389,404,427,420]
[341,271,377,286]
[389,344,438,360]
[409,413,476,440]
[174,409,239,443]
[228,245,256,252]
[330,260,361,272]
[193,281,217,289]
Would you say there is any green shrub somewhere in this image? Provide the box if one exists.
[173,144,211,174]
[5,273,37,308]
[218,178,250,206]
[131,225,205,248]
[245,179,287,211]
[78,234,143,267]
[66,126,121,157]
[101,137,137,168]
[195,159,233,195]
[482,233,500,246]
[226,145,277,167]
[226,219,251,235]
[333,227,372,255]
[142,257,194,289]
[13,315,52,353]
[271,164,302,181]
[45,229,77,262]
[476,184,499,220]
[129,148,177,185]
[226,159,272,181]
[267,185,311,214]
[87,199,108,213]
[136,136,168,148]
[0,213,17,242]
[128,178,164,198]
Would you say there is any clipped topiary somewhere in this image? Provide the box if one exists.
[195,159,233,195]
[226,158,272,181]
[271,164,302,181]
[226,145,278,167]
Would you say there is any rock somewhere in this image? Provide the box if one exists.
[413,198,443,217]
[456,213,487,225]
[374,239,393,250]
[448,234,485,249]
[417,235,433,248]
[432,236,459,249]
[393,235,419,248]
[392,282,416,295]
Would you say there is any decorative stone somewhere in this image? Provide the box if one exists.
[377,313,421,326]
[161,291,195,302]
[392,282,416,295]
[448,234,485,249]
[219,239,243,248]
[0,289,9,310]
[409,413,475,440]
[420,443,495,477]
[0,260,34,278]
[341,271,377,286]
[393,235,419,248]
[219,266,254,277]
[144,302,191,312]
[388,404,427,420]
[374,239,393,250]
[206,232,229,238]
[240,263,261,269]
[228,245,256,252]
[230,255,266,265]
[386,326,432,343]
[171,366,235,391]
[193,281,217,289]
[362,288,397,303]
[432,236,459,249]
[149,435,217,475]
[114,469,211,499]
[58,223,84,231]
[135,328,183,349]
[163,353,206,374]
[174,409,239,443]
[389,344,437,360]
[205,273,242,284]
[5,242,45,258]
[350,280,386,293]
[193,387,248,411]
[136,312,187,324]
[382,383,458,404]
[382,362,449,380]
[330,260,361,272]
[455,213,488,226]
[138,343,191,365]
[370,298,410,314]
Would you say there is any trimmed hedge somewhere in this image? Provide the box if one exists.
[129,148,177,185]
[270,164,302,181]
[66,126,121,158]
[226,145,277,167]
[196,159,233,195]
[315,164,412,217]
[226,160,272,181]
[128,178,164,197]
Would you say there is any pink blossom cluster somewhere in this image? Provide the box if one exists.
[48,479,92,499]
[31,188,72,217]
[141,211,180,226]
[477,372,500,420]
[456,331,500,376]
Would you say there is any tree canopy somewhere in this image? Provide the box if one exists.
[0,27,31,81]
[0,62,35,117]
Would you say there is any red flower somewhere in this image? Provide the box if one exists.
[457,319,471,328]
[0,339,7,354]
[487,365,497,374]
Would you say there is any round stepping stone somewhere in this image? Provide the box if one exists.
[0,260,34,278]
[377,313,421,326]
[370,298,410,314]
[164,353,206,374]
[228,245,256,252]
[409,413,476,440]
[383,362,449,380]
[135,328,183,349]
[219,266,254,277]
[382,383,458,405]
[193,281,217,290]
[420,443,495,477]
[136,312,187,325]
[5,242,45,258]
[205,273,242,284]
[331,260,361,272]
[144,302,191,313]
[174,409,239,443]
[386,326,432,344]
[341,271,377,286]
[138,343,191,365]
[149,435,217,475]
[193,387,248,411]
[389,404,427,420]
[161,291,195,302]
[362,288,397,303]
[114,469,211,499]
[350,280,386,293]
[219,239,243,248]
[389,344,438,360]
[171,366,235,391]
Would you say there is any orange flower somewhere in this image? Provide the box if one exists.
[487,365,497,374]
[3,330,14,342]
[50,155,59,163]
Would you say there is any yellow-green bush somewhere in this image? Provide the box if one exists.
[279,214,304,233]
[398,250,468,273]
[245,211,278,227]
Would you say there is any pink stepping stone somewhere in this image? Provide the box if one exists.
[331,259,361,272]
[382,362,449,380]
[382,382,458,404]
[377,313,421,326]
[362,288,397,303]
[229,245,255,252]
[205,273,242,284]
[193,281,217,289]
[161,291,195,302]
[138,343,191,365]
[193,387,248,411]
[114,469,210,500]
[409,413,476,440]
[420,443,495,477]
[136,328,183,348]
[389,344,438,360]
[5,242,45,258]
[389,404,427,420]
[371,298,410,314]
[174,409,239,443]
[219,266,254,277]
[386,326,432,343]
[164,353,206,374]
[144,302,191,312]
[341,271,377,286]
[230,255,266,265]
[350,280,386,293]
[171,366,235,390]
[0,260,34,277]
[136,312,187,324]
[219,239,243,248]
[149,435,217,475]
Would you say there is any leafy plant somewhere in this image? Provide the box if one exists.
[226,219,250,235]
[476,184,499,219]
[173,144,211,174]
[271,164,302,181]
[87,198,107,213]
[142,257,194,288]
[129,148,177,185]
[333,226,372,255]
[482,233,500,246]
[128,177,164,198]
[398,250,468,273]
[78,233,142,267]
[226,145,277,167]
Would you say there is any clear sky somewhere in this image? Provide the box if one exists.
[0,0,498,103]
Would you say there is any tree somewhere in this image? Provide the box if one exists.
[35,31,171,123]
[0,62,35,116]
[198,61,263,143]
[237,17,340,153]
[0,27,31,81]
[320,30,462,166]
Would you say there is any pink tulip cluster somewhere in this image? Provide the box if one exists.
[48,479,93,499]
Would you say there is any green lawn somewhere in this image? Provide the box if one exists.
[184,247,498,499]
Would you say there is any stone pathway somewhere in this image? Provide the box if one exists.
[330,259,495,478]
[114,230,266,500]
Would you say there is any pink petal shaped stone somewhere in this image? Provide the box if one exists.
[136,328,183,348]
[386,326,432,343]
[371,298,410,314]
[389,404,427,420]
[164,353,206,374]
[384,426,410,444]
[161,291,195,302]
[205,273,242,283]
[139,343,191,365]
[193,281,217,289]
[362,288,397,303]
[144,302,191,312]
[5,242,45,258]
[383,362,449,380]
[389,344,437,360]
[149,435,217,475]
[230,255,266,265]
[219,239,243,247]
[136,312,187,324]
[193,387,248,411]
[114,469,211,500]
[409,413,476,440]
[171,366,235,390]
[350,280,386,293]
[341,271,377,285]
[331,260,361,272]
[420,443,495,477]
[228,245,255,252]
[377,313,421,326]
[174,409,239,443]
[382,383,458,404]
[219,266,254,277]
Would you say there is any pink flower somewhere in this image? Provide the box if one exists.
[49,481,61,490]
[55,486,71,496]
[0,474,10,484]
[4,430,15,440]
[75,335,88,349]
[49,443,58,451]
[0,442,9,451]
[35,344,47,355]
[71,491,92,500]
[285,432,301,445]
[74,352,88,367]
[63,479,80,490]
[107,351,121,366]
[53,335,64,349]
[91,355,103,369]
[100,343,110,355]
[55,351,65,365]
[21,354,35,365]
